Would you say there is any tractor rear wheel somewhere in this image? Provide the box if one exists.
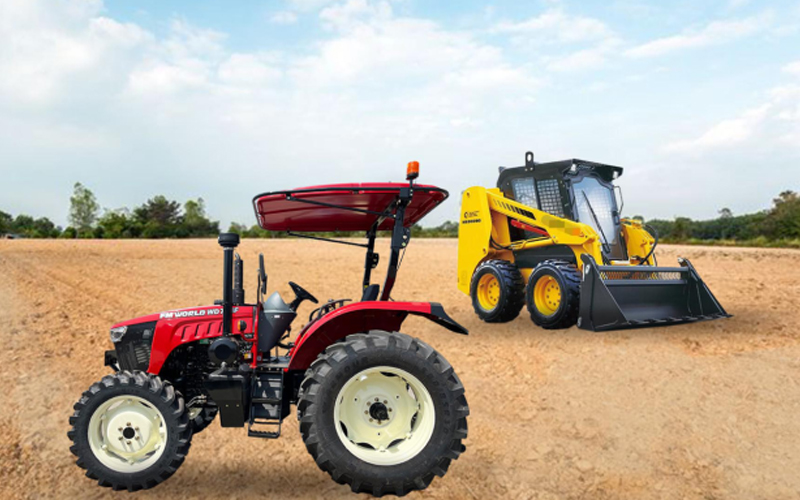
[297,331,469,497]
[526,260,581,329]
[67,371,192,491]
[470,259,525,323]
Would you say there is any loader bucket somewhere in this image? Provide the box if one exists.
[578,255,730,332]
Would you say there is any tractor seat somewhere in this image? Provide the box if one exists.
[361,284,380,302]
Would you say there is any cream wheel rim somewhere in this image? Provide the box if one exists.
[87,395,168,473]
[333,366,436,466]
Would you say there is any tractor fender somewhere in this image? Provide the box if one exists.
[287,301,467,371]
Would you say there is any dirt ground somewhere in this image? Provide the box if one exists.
[1,238,799,500]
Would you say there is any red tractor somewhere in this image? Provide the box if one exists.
[68,163,469,496]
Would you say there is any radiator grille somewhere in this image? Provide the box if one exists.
[115,321,156,371]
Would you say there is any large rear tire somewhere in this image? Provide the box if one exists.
[526,259,581,329]
[68,371,192,491]
[297,331,469,497]
[470,259,525,323]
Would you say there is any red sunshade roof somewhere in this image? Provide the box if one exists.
[252,183,448,232]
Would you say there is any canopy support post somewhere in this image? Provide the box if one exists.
[362,229,377,291]
[380,184,413,301]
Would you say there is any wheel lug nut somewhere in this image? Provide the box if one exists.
[383,400,387,404]
[126,440,131,445]
[374,398,379,402]
[364,411,368,415]
[369,418,374,422]
[118,436,123,440]
[118,427,123,431]
[126,422,131,426]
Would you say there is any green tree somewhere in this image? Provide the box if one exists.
[183,198,219,237]
[764,190,800,239]
[69,182,99,237]
[134,195,182,238]
[0,210,12,235]
[97,209,137,239]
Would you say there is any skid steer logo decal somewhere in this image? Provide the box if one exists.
[462,211,482,224]
[159,307,239,319]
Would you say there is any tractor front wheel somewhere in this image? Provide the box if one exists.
[297,331,469,497]
[68,371,192,491]
[470,259,525,323]
[526,259,581,329]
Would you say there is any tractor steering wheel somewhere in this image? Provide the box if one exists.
[288,281,319,310]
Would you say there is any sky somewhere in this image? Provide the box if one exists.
[1,0,799,229]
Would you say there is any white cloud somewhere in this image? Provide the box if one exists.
[783,60,800,76]
[319,0,393,31]
[269,11,298,25]
[492,9,615,44]
[491,9,621,72]
[288,0,340,11]
[544,39,622,72]
[666,85,800,152]
[218,53,282,86]
[625,14,771,58]
[0,0,538,227]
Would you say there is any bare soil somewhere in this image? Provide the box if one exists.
[1,239,799,500]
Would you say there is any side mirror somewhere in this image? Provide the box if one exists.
[259,254,267,295]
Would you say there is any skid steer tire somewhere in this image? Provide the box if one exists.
[67,371,192,492]
[470,259,525,323]
[526,260,581,329]
[297,331,469,497]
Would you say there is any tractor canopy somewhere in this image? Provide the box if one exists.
[252,183,448,232]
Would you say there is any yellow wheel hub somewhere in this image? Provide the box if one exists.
[534,275,561,316]
[476,274,501,311]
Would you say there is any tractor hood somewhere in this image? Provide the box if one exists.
[110,313,161,329]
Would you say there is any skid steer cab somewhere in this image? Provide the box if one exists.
[69,162,469,497]
[458,151,730,331]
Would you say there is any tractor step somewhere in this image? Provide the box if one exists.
[578,255,731,332]
[247,371,284,439]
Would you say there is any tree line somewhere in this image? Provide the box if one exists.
[1,183,219,239]
[641,191,800,248]
[2,184,799,247]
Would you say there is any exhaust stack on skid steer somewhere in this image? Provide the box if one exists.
[457,151,730,332]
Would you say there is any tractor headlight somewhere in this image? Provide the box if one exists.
[109,326,127,343]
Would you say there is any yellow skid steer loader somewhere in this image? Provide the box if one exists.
[457,152,729,331]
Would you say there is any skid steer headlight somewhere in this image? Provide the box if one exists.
[109,326,127,343]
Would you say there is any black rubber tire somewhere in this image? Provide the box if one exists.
[67,371,193,492]
[526,259,581,329]
[189,405,218,434]
[470,259,525,323]
[297,331,469,497]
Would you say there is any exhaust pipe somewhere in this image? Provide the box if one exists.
[217,233,241,335]
[578,254,730,331]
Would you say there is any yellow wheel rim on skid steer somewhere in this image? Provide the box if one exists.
[476,274,500,311]
[534,275,561,316]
